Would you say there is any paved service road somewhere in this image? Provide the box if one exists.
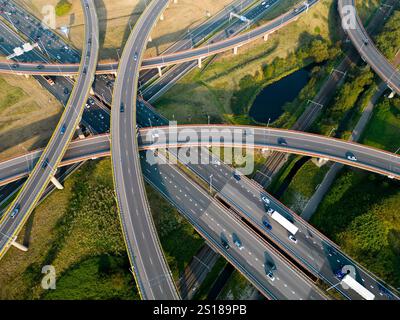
[339,0,400,94]
[0,0,99,260]
[110,0,179,300]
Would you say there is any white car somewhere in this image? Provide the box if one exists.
[288,235,298,244]
[347,154,357,161]
[261,196,270,204]
[266,271,275,281]
[261,1,266,5]
[267,207,274,215]
[85,104,90,109]
[234,239,244,250]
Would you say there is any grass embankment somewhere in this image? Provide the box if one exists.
[0,159,204,299]
[280,160,329,213]
[311,97,400,288]
[217,270,256,300]
[154,0,339,126]
[361,97,400,151]
[0,75,62,161]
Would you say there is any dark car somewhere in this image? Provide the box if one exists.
[82,67,87,75]
[63,87,69,95]
[233,172,241,181]
[278,137,288,146]
[263,220,272,230]
[11,63,19,69]
[36,64,44,69]
[60,124,66,135]
[265,260,276,271]
[221,238,230,250]
[10,204,20,218]
[42,158,49,169]
[120,102,124,112]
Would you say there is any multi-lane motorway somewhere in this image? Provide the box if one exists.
[339,0,400,94]
[0,0,399,301]
[0,1,318,76]
[2,125,400,187]
[2,124,400,299]
[110,0,179,300]
[0,0,99,259]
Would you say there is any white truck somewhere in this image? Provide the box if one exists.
[268,210,298,235]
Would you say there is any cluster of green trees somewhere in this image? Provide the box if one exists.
[311,170,400,287]
[55,0,72,17]
[317,66,374,130]
[230,38,340,116]
[375,10,400,60]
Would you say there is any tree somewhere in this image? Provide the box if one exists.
[55,0,72,17]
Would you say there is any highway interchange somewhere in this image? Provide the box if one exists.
[0,0,399,300]
[0,0,317,76]
[0,0,99,260]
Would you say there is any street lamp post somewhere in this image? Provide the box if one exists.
[209,174,213,194]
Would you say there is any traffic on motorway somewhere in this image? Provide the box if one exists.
[0,0,399,303]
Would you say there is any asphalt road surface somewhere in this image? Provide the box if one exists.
[0,0,99,260]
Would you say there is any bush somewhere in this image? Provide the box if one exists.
[55,0,72,16]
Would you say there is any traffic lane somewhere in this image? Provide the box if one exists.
[0,0,315,75]
[180,147,398,299]
[0,0,99,256]
[140,152,327,300]
[0,0,81,63]
[340,0,400,93]
[111,0,178,299]
[139,127,400,176]
[140,5,301,68]
[181,150,356,296]
[251,130,400,175]
[143,0,279,101]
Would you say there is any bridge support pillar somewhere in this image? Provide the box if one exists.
[50,176,64,190]
[313,157,329,167]
[263,34,269,41]
[173,0,178,3]
[157,66,162,77]
[233,46,238,55]
[24,74,30,79]
[148,35,152,42]
[198,57,202,68]
[160,13,164,21]
[388,91,396,99]
[11,237,28,252]
[90,87,95,95]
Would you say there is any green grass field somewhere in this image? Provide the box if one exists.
[280,160,329,213]
[0,159,204,299]
[361,97,400,152]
